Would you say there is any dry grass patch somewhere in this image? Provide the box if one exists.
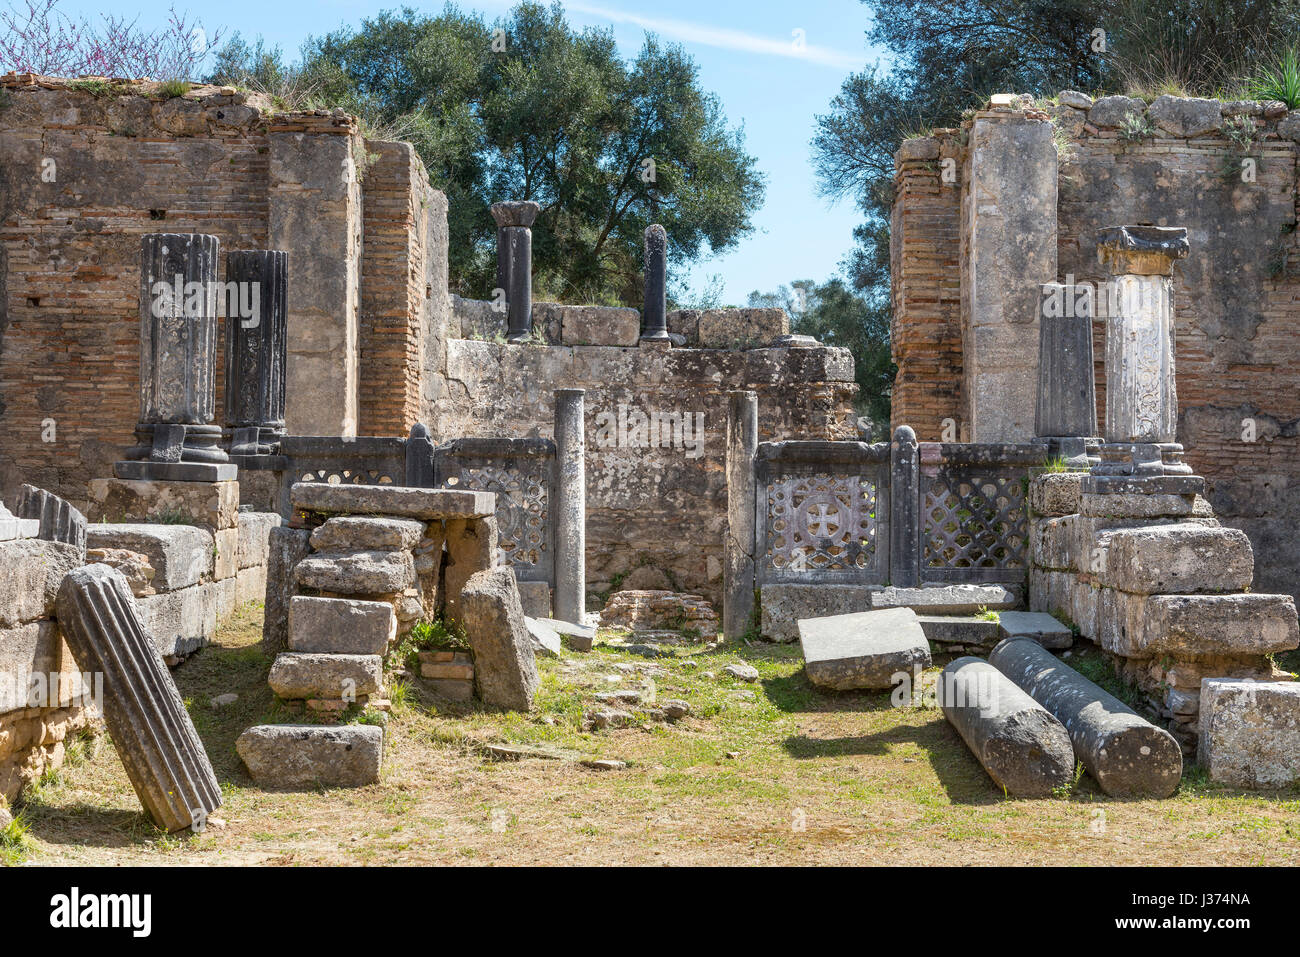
[11,609,1300,866]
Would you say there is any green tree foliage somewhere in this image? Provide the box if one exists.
[210,2,765,305]
[809,0,1300,409]
[748,279,894,435]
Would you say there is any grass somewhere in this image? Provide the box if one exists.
[1248,49,1300,110]
[153,79,191,100]
[8,605,1300,865]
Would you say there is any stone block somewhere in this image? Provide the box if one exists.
[309,516,428,552]
[516,580,552,619]
[759,583,878,643]
[1199,679,1300,788]
[1116,593,1299,659]
[1147,94,1222,137]
[0,539,82,627]
[236,511,282,569]
[235,563,267,607]
[997,610,1073,650]
[874,583,1021,615]
[532,616,595,652]
[86,477,239,531]
[523,616,562,657]
[444,517,498,623]
[1031,515,1076,571]
[460,566,538,711]
[798,608,931,691]
[1088,95,1147,127]
[86,547,156,597]
[236,724,383,789]
[1096,523,1254,594]
[262,526,310,653]
[290,483,493,521]
[1028,473,1083,517]
[696,308,790,349]
[134,583,219,659]
[86,524,214,591]
[268,653,383,700]
[294,550,416,595]
[1079,492,1194,519]
[289,596,396,655]
[0,621,61,713]
[558,305,641,346]
[214,527,239,582]
[916,615,1002,648]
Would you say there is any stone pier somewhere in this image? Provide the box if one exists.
[723,390,758,640]
[553,389,586,625]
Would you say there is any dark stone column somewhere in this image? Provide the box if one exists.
[118,234,235,481]
[724,391,757,640]
[405,422,435,488]
[641,224,669,340]
[1035,281,1098,467]
[940,656,1075,797]
[55,564,223,832]
[990,636,1183,797]
[889,426,920,588]
[553,389,586,625]
[491,202,540,343]
[224,249,287,456]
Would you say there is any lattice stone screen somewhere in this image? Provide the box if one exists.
[434,438,556,585]
[918,443,1038,583]
[755,441,891,585]
[277,436,406,515]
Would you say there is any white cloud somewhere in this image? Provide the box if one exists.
[562,2,864,71]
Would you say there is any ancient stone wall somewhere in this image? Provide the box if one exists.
[891,94,1300,601]
[435,324,857,606]
[0,537,94,804]
[0,76,446,509]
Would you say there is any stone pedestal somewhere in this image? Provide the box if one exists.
[641,224,669,341]
[1088,225,1191,485]
[119,234,234,482]
[224,249,287,456]
[491,202,540,343]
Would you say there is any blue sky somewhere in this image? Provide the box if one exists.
[57,0,892,303]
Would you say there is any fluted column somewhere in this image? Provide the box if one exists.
[224,249,287,455]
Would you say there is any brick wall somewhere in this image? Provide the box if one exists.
[889,132,964,440]
[890,95,1300,599]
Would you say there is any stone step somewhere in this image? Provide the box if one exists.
[996,610,1073,650]
[288,596,396,655]
[268,652,383,701]
[236,724,383,788]
[916,615,1001,649]
[872,583,1021,615]
[798,607,931,690]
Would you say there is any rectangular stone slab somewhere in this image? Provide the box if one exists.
[290,483,494,520]
[236,724,382,789]
[798,608,931,690]
[873,584,1020,615]
[88,523,214,590]
[997,611,1073,650]
[289,596,396,655]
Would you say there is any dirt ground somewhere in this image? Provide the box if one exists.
[6,603,1300,866]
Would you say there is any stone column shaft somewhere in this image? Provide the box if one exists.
[224,249,287,453]
[642,224,668,340]
[889,426,920,588]
[724,391,758,640]
[491,202,540,343]
[553,389,586,625]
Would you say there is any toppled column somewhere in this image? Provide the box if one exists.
[940,656,1075,797]
[118,233,235,482]
[990,636,1182,797]
[224,249,287,456]
[641,224,669,341]
[1089,225,1191,481]
[723,391,757,640]
[55,564,222,832]
[553,389,586,625]
[491,201,540,343]
[1035,281,1097,467]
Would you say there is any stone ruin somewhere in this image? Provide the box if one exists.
[0,76,1297,827]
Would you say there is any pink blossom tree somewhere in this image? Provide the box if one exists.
[0,0,223,80]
